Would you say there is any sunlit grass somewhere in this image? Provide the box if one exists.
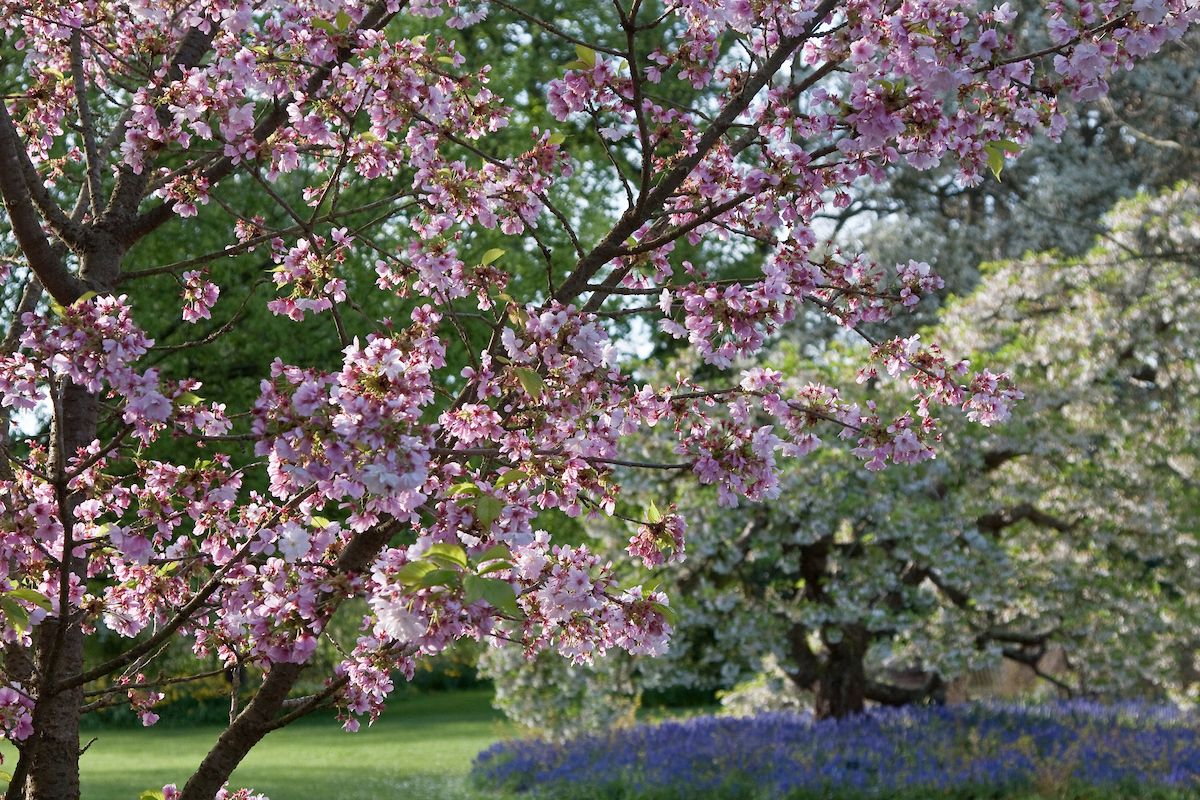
[2,689,513,800]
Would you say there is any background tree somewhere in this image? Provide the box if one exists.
[598,182,1200,721]
[930,183,1200,698]
[482,12,1200,726]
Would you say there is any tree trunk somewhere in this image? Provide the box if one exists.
[24,380,97,800]
[21,240,120,799]
[784,620,870,720]
[26,619,86,799]
[812,626,869,720]
[784,540,869,720]
[812,654,867,719]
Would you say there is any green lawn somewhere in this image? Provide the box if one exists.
[1,689,514,800]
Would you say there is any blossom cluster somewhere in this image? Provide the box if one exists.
[162,785,268,800]
[627,511,687,569]
[330,526,671,730]
[0,294,231,445]
[0,684,33,741]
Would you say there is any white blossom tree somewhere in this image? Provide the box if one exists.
[572,183,1200,719]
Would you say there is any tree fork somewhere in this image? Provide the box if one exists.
[178,518,398,800]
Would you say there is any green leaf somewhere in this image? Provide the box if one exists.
[5,588,51,612]
[575,44,596,67]
[650,601,678,624]
[310,515,332,529]
[313,18,336,34]
[492,469,528,490]
[463,575,522,617]
[985,144,1004,180]
[513,367,544,399]
[446,481,480,498]
[419,568,461,588]
[474,543,513,564]
[426,542,468,569]
[140,791,166,800]
[475,495,504,530]
[983,140,1021,181]
[462,574,487,604]
[1,596,29,633]
[547,132,567,146]
[477,560,513,576]
[176,391,204,407]
[335,9,352,31]
[481,247,506,265]
[396,560,438,586]
[646,500,663,524]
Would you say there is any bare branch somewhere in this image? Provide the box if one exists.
[489,0,626,58]
[69,30,105,219]
[976,503,1076,535]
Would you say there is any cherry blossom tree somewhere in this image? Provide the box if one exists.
[0,1,1194,798]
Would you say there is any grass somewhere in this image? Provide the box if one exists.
[1,689,513,800]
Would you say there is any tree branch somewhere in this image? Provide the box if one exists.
[976,503,1075,535]
[124,1,401,244]
[551,0,839,305]
[0,105,86,304]
[69,29,105,219]
[102,26,217,225]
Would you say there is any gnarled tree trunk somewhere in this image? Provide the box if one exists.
[812,626,869,720]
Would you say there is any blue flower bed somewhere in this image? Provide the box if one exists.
[472,702,1200,799]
